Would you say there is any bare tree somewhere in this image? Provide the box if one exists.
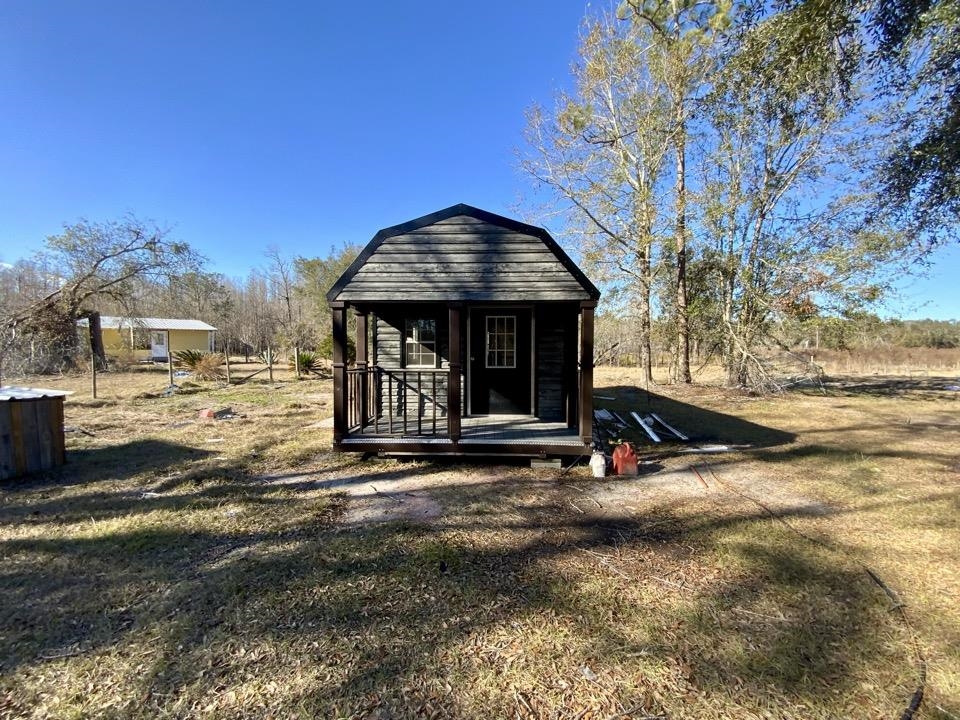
[523,12,675,383]
[1,216,200,375]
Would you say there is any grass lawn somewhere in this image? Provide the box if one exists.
[1,363,958,719]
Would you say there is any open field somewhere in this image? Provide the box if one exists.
[1,363,958,719]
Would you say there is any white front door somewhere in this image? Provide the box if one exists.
[151,331,167,359]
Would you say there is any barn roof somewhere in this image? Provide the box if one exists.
[327,204,600,303]
[77,317,217,331]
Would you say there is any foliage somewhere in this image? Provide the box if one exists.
[1,301,83,377]
[173,349,224,380]
[788,314,960,351]
[523,11,686,382]
[294,243,362,312]
[258,348,277,366]
[317,332,356,363]
[34,216,200,319]
[698,31,912,386]
[288,350,328,376]
[172,349,206,368]
[526,1,920,391]
[748,0,960,247]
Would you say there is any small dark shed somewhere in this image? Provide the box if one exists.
[0,387,69,480]
[326,204,600,457]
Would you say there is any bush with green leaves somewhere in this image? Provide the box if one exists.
[317,333,355,363]
[289,350,328,376]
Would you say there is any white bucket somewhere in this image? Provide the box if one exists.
[589,452,606,478]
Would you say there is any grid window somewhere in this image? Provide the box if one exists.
[405,318,437,368]
[485,315,516,368]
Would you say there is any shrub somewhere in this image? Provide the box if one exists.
[317,333,356,363]
[289,350,328,376]
[173,350,224,380]
[258,348,276,366]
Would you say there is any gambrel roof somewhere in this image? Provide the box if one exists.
[327,204,600,303]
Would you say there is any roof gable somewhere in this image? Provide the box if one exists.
[327,204,600,303]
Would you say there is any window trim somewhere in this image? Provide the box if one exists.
[403,318,438,369]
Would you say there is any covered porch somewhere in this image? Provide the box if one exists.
[330,303,596,457]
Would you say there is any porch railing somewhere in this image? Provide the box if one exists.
[346,366,449,436]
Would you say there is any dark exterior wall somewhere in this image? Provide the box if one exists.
[373,305,450,369]
[372,305,451,420]
[536,304,578,422]
[368,302,578,423]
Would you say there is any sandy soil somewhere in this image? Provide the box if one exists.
[258,449,827,528]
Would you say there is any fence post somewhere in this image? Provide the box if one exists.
[167,330,174,387]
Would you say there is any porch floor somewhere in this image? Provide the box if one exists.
[460,415,584,446]
[343,414,586,447]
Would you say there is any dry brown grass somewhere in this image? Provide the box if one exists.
[810,347,960,377]
[0,364,957,718]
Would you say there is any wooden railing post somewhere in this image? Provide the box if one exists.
[448,303,462,444]
[355,309,369,431]
[331,302,348,443]
[579,301,596,445]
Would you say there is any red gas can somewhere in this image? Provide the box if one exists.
[611,442,638,476]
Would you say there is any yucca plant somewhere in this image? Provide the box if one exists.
[172,349,205,368]
[173,350,224,380]
[289,350,326,376]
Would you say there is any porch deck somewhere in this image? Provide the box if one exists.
[460,415,584,446]
[341,414,590,456]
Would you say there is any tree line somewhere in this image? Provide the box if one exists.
[595,312,960,370]
[0,216,360,377]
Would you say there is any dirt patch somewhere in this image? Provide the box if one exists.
[294,453,829,530]
[324,472,446,524]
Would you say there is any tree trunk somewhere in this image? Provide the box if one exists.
[674,126,692,384]
[638,247,653,383]
[88,311,108,371]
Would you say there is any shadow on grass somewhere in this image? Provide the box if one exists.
[596,386,796,449]
[69,438,218,484]
[821,375,960,397]
[0,456,922,718]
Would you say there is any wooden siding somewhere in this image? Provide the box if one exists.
[373,309,452,423]
[337,215,594,303]
[536,307,569,422]
[0,397,66,480]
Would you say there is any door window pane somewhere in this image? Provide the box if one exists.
[485,315,516,368]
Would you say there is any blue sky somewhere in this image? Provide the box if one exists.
[0,0,957,320]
